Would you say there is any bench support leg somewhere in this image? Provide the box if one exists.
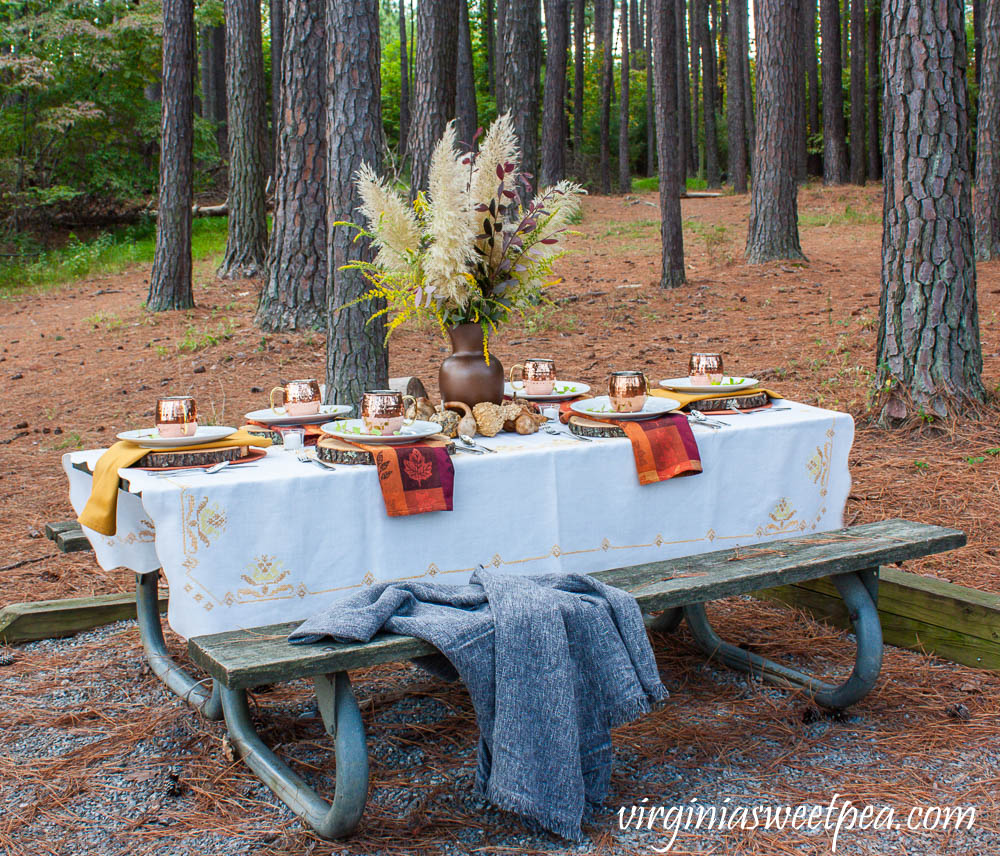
[220,673,369,839]
[646,608,684,633]
[682,570,883,710]
[136,573,222,720]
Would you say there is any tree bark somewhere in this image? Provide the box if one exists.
[651,0,686,286]
[270,0,284,175]
[794,0,808,181]
[399,0,411,157]
[496,0,507,112]
[974,0,983,87]
[743,12,755,177]
[325,0,388,410]
[542,0,569,186]
[504,0,542,186]
[975,0,1000,260]
[727,0,747,193]
[598,0,615,192]
[866,0,881,179]
[256,0,326,331]
[820,0,849,183]
[408,0,460,193]
[745,0,805,263]
[200,24,227,156]
[486,0,496,95]
[699,0,720,186]
[619,0,631,192]
[805,0,819,142]
[148,0,195,311]
[677,0,693,177]
[877,0,984,417]
[690,0,702,176]
[456,0,479,146]
[218,0,268,278]
[573,0,585,160]
[631,0,643,56]
[849,0,866,184]
[645,0,656,175]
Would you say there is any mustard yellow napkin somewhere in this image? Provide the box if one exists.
[78,429,271,536]
[649,386,782,409]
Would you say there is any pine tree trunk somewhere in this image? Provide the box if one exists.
[677,0,693,177]
[573,0,585,160]
[218,0,268,278]
[651,0,686,286]
[866,0,881,179]
[542,0,569,186]
[408,0,460,193]
[690,0,702,176]
[619,0,631,192]
[974,0,983,88]
[201,24,227,157]
[270,0,284,175]
[849,0,866,184]
[504,0,542,185]
[631,0,642,55]
[975,0,1000,261]
[645,0,657,176]
[806,0,819,142]
[743,4,755,177]
[699,0,720,186]
[877,0,984,418]
[598,0,614,192]
[325,0,388,410]
[486,0,496,95]
[819,0,849,184]
[256,0,326,332]
[727,0,748,193]
[746,0,805,263]
[456,0,479,146]
[399,0,411,157]
[148,0,195,311]
[496,0,507,112]
[794,0,808,182]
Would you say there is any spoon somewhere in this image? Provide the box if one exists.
[459,434,496,453]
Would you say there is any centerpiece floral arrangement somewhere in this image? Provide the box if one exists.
[341,113,586,361]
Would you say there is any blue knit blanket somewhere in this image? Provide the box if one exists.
[289,569,667,839]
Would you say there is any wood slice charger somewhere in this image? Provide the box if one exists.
[566,416,627,439]
[135,445,256,469]
[686,390,769,412]
[316,434,456,465]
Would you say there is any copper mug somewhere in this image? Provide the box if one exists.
[608,371,649,413]
[361,390,416,435]
[509,358,557,396]
[689,353,724,385]
[270,379,321,416]
[156,396,198,438]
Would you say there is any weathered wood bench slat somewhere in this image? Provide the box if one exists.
[189,519,964,690]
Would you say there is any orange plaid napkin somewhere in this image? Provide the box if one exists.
[558,399,702,485]
[346,439,455,516]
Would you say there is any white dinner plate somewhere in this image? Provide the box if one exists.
[244,404,352,426]
[320,419,441,445]
[569,396,681,421]
[118,425,238,448]
[658,376,759,394]
[504,380,591,401]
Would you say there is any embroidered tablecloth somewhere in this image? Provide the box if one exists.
[63,400,854,639]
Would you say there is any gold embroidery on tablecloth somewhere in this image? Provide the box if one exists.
[105,518,155,547]
[235,554,294,601]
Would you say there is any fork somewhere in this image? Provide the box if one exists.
[297,451,336,470]
[543,424,593,441]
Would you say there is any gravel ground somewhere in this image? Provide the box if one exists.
[2,602,999,856]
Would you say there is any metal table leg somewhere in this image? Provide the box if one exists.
[136,573,222,720]
[646,607,684,633]
[682,570,883,710]
[220,672,369,839]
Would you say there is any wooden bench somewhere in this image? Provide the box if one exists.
[188,519,964,839]
[44,520,92,553]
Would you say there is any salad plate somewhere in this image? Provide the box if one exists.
[244,403,352,426]
[569,396,681,421]
[118,426,238,449]
[658,376,759,394]
[504,380,591,401]
[320,419,440,445]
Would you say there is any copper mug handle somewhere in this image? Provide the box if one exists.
[402,394,416,426]
[269,386,286,413]
[508,363,526,390]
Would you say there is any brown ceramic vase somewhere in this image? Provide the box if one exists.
[439,323,505,405]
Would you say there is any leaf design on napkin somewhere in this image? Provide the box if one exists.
[403,448,433,484]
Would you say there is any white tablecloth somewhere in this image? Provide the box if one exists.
[64,401,854,639]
